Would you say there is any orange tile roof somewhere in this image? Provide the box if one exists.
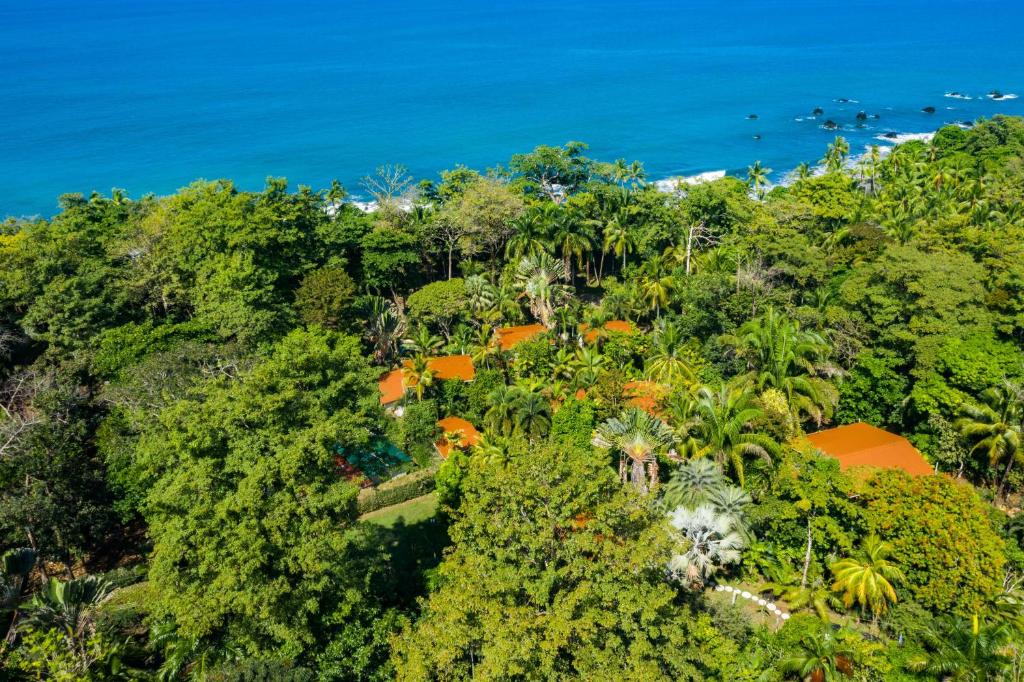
[378,355,476,404]
[435,416,481,458]
[494,323,547,350]
[806,422,933,476]
[581,320,635,343]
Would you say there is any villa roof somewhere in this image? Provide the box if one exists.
[581,320,635,343]
[378,355,476,404]
[435,416,481,459]
[494,323,547,350]
[805,422,932,476]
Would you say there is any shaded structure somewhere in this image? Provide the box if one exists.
[580,319,635,344]
[378,355,476,405]
[434,416,481,459]
[494,323,547,350]
[805,422,933,476]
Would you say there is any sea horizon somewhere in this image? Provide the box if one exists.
[3,0,1023,218]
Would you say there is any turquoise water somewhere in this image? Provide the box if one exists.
[2,0,1023,217]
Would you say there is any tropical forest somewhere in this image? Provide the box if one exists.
[2,116,1024,681]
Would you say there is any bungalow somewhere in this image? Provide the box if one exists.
[580,319,635,344]
[434,416,481,459]
[494,323,547,351]
[378,355,476,405]
[805,422,933,476]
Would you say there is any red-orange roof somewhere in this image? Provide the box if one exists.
[623,380,669,415]
[435,416,481,458]
[581,320,635,343]
[495,323,547,350]
[378,355,476,404]
[806,422,933,476]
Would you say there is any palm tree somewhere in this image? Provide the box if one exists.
[402,326,444,356]
[514,390,551,442]
[552,212,592,284]
[830,536,904,621]
[747,160,771,199]
[722,307,839,425]
[795,162,813,181]
[824,136,850,173]
[22,576,113,664]
[662,458,726,509]
[484,385,519,437]
[956,381,1023,499]
[693,382,779,486]
[601,212,635,272]
[645,319,699,387]
[781,632,856,681]
[774,578,842,623]
[402,354,435,402]
[365,296,406,365]
[465,274,497,319]
[514,253,572,328]
[667,505,745,589]
[909,615,1014,681]
[593,408,675,493]
[505,211,549,261]
[638,255,674,318]
[571,346,606,388]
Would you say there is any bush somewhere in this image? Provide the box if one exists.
[357,466,439,515]
[401,400,439,467]
[549,396,596,450]
[294,267,356,330]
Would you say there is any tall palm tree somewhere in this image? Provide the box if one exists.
[551,212,592,284]
[956,381,1023,499]
[645,319,699,387]
[484,385,520,437]
[601,212,635,273]
[638,255,674,318]
[747,161,772,199]
[781,632,856,682]
[505,211,549,261]
[830,536,904,621]
[693,382,779,487]
[593,408,675,493]
[824,136,850,173]
[722,307,839,425]
[365,296,406,365]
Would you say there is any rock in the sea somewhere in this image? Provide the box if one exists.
[922,106,936,114]
[856,111,867,121]
[823,119,839,130]
[836,97,851,103]
[812,107,824,116]
[752,134,762,140]
[883,131,899,139]
[870,113,881,119]
[747,113,758,120]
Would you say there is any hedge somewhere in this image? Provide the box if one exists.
[357,465,438,515]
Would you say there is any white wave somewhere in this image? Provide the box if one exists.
[653,170,727,193]
[875,131,935,145]
[988,92,1019,100]
[944,92,972,100]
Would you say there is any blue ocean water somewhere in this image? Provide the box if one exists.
[2,0,1023,217]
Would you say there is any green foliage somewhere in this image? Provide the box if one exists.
[399,399,440,467]
[405,279,467,336]
[860,471,1007,614]
[356,467,438,515]
[294,267,357,330]
[836,349,908,427]
[393,441,739,680]
[549,396,596,450]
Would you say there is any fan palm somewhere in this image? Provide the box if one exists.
[667,505,745,589]
[830,536,904,620]
[464,274,497,318]
[662,458,726,509]
[365,296,406,365]
[956,381,1023,498]
[908,615,1014,681]
[514,253,571,328]
[693,382,780,486]
[593,408,675,493]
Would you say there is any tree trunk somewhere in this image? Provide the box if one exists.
[630,458,648,494]
[685,227,694,275]
[801,515,813,588]
[997,454,1015,500]
[447,242,455,280]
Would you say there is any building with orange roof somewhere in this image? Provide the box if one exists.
[805,422,933,476]
[434,416,481,459]
[378,355,476,405]
[494,323,547,350]
[581,319,635,343]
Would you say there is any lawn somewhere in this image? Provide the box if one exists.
[360,492,439,527]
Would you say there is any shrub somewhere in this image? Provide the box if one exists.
[357,467,439,515]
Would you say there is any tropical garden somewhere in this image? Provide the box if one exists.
[1,116,1024,679]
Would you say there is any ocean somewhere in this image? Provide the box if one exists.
[2,0,1023,217]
